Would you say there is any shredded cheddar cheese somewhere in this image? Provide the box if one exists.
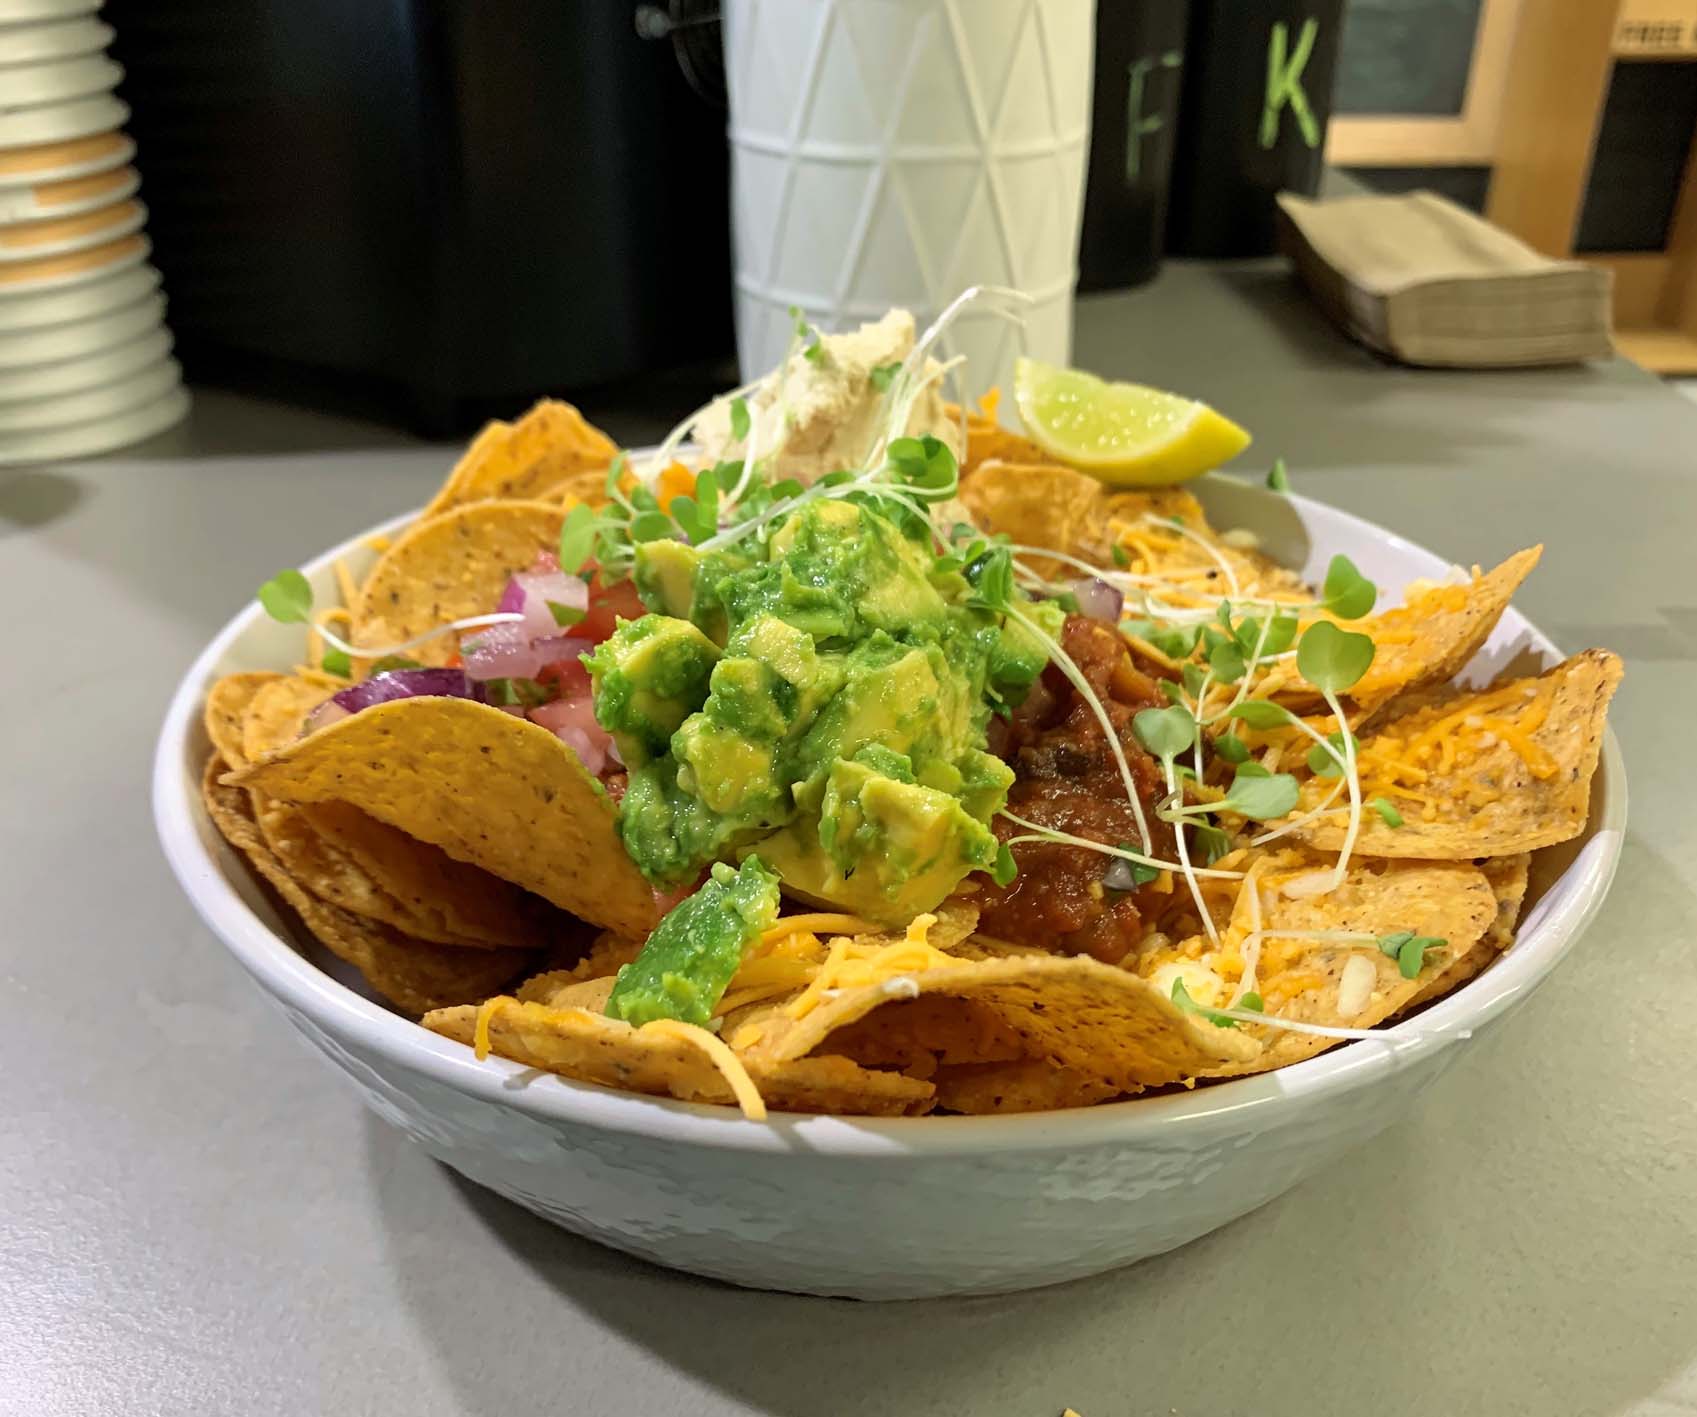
[333,557,360,610]
[472,995,513,1059]
[639,1019,767,1120]
[783,914,959,1020]
[762,913,879,943]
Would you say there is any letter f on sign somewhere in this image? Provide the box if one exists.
[1260,18,1320,150]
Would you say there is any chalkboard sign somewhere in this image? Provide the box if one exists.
[1166,0,1345,257]
[1575,61,1697,253]
[1332,0,1483,116]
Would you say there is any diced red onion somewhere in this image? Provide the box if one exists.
[331,668,478,713]
[463,623,543,682]
[497,568,590,644]
[303,699,352,735]
[1102,856,1140,892]
[1069,577,1124,623]
[529,693,614,776]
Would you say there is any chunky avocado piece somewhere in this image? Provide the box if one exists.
[585,614,719,767]
[789,635,973,812]
[633,539,701,620]
[604,856,781,1027]
[618,758,747,885]
[753,759,1000,925]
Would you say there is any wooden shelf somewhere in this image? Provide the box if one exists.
[1615,326,1697,373]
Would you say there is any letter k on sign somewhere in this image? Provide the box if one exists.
[1260,17,1320,150]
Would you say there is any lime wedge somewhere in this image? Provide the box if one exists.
[1012,357,1252,487]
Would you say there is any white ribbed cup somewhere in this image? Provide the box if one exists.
[725,0,1095,401]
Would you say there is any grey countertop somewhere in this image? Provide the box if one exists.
[4,264,1694,1417]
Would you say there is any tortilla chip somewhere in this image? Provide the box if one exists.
[201,757,530,1015]
[515,972,617,1011]
[242,674,335,762]
[819,995,1027,1073]
[228,696,659,937]
[420,401,617,517]
[932,1059,1121,1114]
[251,789,475,943]
[1296,650,1622,859]
[423,999,935,1117]
[958,460,1103,576]
[1191,853,1497,1075]
[734,953,1259,1093]
[298,800,562,949]
[1401,853,1531,1012]
[947,398,1052,473]
[202,671,279,770]
[1280,548,1542,717]
[350,500,565,666]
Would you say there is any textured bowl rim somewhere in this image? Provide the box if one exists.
[153,481,1626,1157]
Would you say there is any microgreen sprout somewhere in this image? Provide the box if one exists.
[1267,458,1290,492]
[1377,930,1446,979]
[321,648,352,678]
[1370,796,1403,827]
[258,568,522,661]
[258,569,312,625]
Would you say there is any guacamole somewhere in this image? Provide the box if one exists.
[593,497,1054,922]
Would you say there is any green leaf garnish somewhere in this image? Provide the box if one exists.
[1226,699,1294,730]
[548,601,586,628]
[1208,639,1246,684]
[1238,991,1264,1012]
[1267,458,1290,492]
[1172,977,1239,1029]
[321,648,351,678]
[603,450,628,503]
[1378,931,1445,979]
[1111,543,1131,569]
[483,676,550,709]
[991,842,1018,886]
[1147,624,1201,659]
[729,396,750,442]
[1306,728,1356,778]
[558,502,599,576]
[1193,823,1233,863]
[1370,796,1403,827]
[1133,704,1196,760]
[1159,679,1185,705]
[869,361,901,393]
[1214,732,1250,764]
[1235,610,1298,658]
[258,569,312,624]
[1181,662,1206,699]
[1321,554,1377,620]
[629,510,676,544]
[1222,771,1299,820]
[1296,620,1375,694]
[1234,761,1271,779]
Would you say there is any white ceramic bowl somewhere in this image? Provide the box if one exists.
[153,477,1625,1299]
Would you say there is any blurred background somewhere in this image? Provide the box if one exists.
[0,0,1691,457]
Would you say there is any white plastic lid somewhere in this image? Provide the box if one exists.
[0,17,111,66]
[0,322,170,401]
[0,287,163,365]
[0,382,187,465]
[0,161,134,222]
[0,52,120,111]
[0,128,130,187]
[0,92,125,149]
[0,351,178,432]
[0,259,156,329]
[0,196,143,260]
[0,0,102,23]
[0,229,146,292]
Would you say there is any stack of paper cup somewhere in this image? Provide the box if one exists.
[725,0,1095,402]
[0,0,186,463]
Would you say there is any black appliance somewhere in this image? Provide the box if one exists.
[110,0,734,435]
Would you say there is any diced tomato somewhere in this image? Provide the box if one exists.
[537,655,592,698]
[578,575,648,643]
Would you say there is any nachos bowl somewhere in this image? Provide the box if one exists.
[153,473,1624,1300]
